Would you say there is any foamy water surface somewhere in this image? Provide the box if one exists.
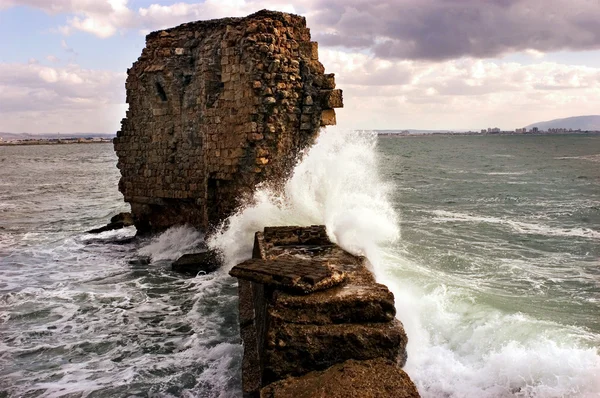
[1,132,599,397]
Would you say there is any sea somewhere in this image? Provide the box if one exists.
[0,129,599,398]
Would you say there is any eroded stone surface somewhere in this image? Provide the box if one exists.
[232,225,412,397]
[263,225,331,246]
[114,11,343,234]
[263,319,408,383]
[269,282,396,325]
[229,258,346,294]
[260,358,420,398]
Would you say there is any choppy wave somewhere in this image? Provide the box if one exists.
[483,171,529,176]
[382,256,600,397]
[556,154,600,163]
[1,230,242,397]
[2,132,599,397]
[429,209,600,239]
[209,127,600,397]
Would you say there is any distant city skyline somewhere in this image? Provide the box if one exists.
[2,0,600,134]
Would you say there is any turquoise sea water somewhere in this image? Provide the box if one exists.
[1,132,599,397]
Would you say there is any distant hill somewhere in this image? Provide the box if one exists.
[525,115,600,131]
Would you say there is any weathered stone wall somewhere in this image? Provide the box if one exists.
[114,10,342,233]
[229,226,420,397]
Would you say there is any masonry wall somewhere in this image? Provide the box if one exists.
[230,226,419,397]
[114,10,342,233]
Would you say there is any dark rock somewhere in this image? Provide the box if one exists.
[110,212,134,225]
[129,257,151,266]
[172,250,222,275]
[84,236,136,245]
[86,213,134,234]
[260,358,421,398]
[87,221,127,234]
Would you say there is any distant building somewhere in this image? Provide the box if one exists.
[515,128,526,133]
[532,127,539,133]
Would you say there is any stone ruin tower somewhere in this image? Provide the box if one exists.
[114,10,343,234]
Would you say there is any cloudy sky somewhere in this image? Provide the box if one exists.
[1,0,600,134]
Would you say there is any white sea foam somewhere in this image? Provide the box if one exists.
[484,171,528,176]
[138,225,205,261]
[556,154,600,163]
[429,209,600,239]
[388,273,600,397]
[208,128,400,268]
[208,127,600,397]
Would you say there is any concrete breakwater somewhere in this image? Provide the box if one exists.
[229,225,419,397]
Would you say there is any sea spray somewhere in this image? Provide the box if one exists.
[207,127,600,397]
[138,225,205,262]
[208,127,400,269]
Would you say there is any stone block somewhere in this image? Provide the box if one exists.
[152,108,168,116]
[229,258,346,294]
[263,319,408,382]
[320,109,336,126]
[260,358,420,398]
[269,282,396,325]
[262,225,330,246]
[309,41,319,60]
[321,89,343,108]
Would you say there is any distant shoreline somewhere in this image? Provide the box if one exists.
[0,140,113,147]
[377,131,600,137]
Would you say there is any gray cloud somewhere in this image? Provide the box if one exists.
[309,0,600,60]
[5,0,600,61]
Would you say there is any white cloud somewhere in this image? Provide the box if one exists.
[0,0,115,14]
[38,67,59,83]
[0,62,125,133]
[320,49,600,129]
